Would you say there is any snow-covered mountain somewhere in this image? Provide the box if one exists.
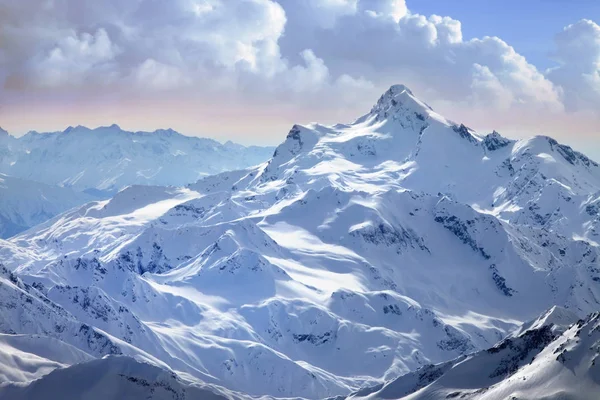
[1,84,600,398]
[0,126,273,238]
[0,124,274,194]
[343,307,600,399]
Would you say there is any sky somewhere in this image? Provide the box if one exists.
[410,0,600,69]
[0,0,599,158]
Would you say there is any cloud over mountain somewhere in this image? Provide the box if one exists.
[0,0,598,148]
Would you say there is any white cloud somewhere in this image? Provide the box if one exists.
[132,59,191,90]
[31,28,119,87]
[359,0,408,22]
[285,50,330,93]
[276,5,563,114]
[470,63,513,110]
[547,19,600,112]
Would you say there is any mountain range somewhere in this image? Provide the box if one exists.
[0,126,274,237]
[1,84,599,399]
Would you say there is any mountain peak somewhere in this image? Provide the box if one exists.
[511,306,579,338]
[0,127,8,136]
[63,125,90,134]
[370,84,433,122]
[387,84,414,96]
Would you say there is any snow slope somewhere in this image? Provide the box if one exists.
[0,355,246,400]
[0,334,93,383]
[0,125,274,194]
[344,307,600,400]
[1,85,600,398]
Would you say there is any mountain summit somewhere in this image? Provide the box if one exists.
[370,84,430,119]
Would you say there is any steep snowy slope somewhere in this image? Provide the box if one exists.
[0,173,93,238]
[1,85,600,398]
[343,307,600,400]
[0,125,274,193]
[0,355,246,400]
[0,334,93,383]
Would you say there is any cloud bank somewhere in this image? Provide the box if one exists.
[0,0,598,149]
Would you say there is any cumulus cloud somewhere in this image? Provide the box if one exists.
[29,28,120,87]
[278,5,563,115]
[1,0,290,90]
[284,50,330,93]
[0,0,598,148]
[132,59,191,90]
[359,0,408,22]
[547,19,600,112]
[470,63,514,110]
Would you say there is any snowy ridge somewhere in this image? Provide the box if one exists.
[1,85,600,398]
[343,308,600,400]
